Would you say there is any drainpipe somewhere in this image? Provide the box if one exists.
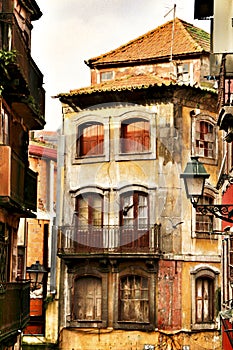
[50,131,65,294]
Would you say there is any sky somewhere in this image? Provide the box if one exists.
[31,0,210,130]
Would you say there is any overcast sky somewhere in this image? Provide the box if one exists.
[31,0,210,130]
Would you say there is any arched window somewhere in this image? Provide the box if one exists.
[77,122,104,157]
[73,276,102,321]
[121,118,150,153]
[196,276,214,323]
[195,195,214,237]
[195,120,214,158]
[191,266,219,330]
[119,275,149,322]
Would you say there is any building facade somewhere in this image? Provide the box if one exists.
[19,131,58,349]
[56,18,224,350]
[0,0,45,349]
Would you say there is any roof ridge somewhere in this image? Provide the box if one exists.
[176,18,208,52]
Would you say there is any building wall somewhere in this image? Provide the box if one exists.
[90,55,212,88]
[57,85,223,349]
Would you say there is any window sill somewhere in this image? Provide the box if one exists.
[194,232,218,239]
[191,322,217,330]
[73,154,108,164]
[68,319,106,328]
[115,151,155,162]
[114,321,154,331]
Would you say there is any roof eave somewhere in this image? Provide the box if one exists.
[86,51,209,69]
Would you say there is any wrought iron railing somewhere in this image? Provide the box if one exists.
[0,281,30,343]
[58,224,161,254]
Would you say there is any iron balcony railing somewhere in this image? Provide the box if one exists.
[58,224,161,255]
[0,12,45,118]
[0,145,37,213]
[0,281,30,344]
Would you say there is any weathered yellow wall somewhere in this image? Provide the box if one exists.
[60,328,221,350]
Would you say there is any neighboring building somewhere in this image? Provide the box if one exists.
[18,131,58,349]
[0,0,45,349]
[215,55,233,349]
[55,18,224,350]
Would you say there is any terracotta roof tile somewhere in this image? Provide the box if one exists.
[58,74,172,97]
[86,18,210,67]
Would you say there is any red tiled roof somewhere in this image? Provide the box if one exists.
[86,18,210,67]
[58,74,172,97]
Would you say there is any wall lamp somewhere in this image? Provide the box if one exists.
[180,156,233,223]
[26,260,47,291]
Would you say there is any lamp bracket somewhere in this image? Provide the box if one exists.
[194,204,233,223]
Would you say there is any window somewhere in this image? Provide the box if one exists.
[191,266,219,330]
[77,122,104,157]
[195,121,214,158]
[73,276,102,321]
[119,275,149,322]
[195,195,214,237]
[75,193,103,248]
[177,63,190,83]
[121,192,148,229]
[196,277,214,323]
[121,118,150,153]
[120,192,149,248]
[76,193,103,227]
[100,71,113,82]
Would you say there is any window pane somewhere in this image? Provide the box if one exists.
[196,277,214,323]
[195,121,214,158]
[196,195,214,235]
[120,275,149,322]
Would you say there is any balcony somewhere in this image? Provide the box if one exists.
[0,145,37,216]
[0,13,45,129]
[58,224,161,257]
[0,281,30,346]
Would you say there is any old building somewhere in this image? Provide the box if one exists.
[0,0,45,349]
[55,18,224,350]
[19,131,58,349]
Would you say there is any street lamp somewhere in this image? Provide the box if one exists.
[180,156,233,223]
[26,261,47,291]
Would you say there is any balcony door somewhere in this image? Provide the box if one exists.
[120,192,149,249]
[75,193,103,249]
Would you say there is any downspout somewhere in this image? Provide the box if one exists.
[50,131,65,294]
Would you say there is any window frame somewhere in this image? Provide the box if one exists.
[120,118,150,154]
[72,114,110,165]
[113,267,155,330]
[119,275,149,323]
[113,110,156,162]
[72,276,102,322]
[195,194,214,238]
[67,268,108,328]
[191,266,219,330]
[76,121,104,158]
[100,71,114,82]
[191,112,217,165]
[119,191,149,249]
[195,276,214,324]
